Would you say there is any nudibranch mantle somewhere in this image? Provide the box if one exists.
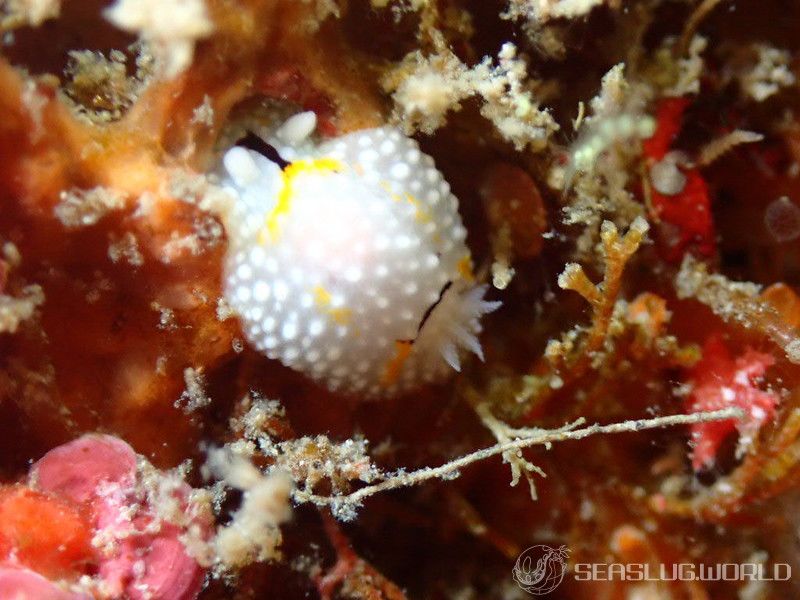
[221,112,499,396]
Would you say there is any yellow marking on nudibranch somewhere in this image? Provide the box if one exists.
[313,285,352,325]
[380,181,395,195]
[381,340,413,386]
[328,308,352,325]
[259,158,344,244]
[405,193,432,224]
[457,254,475,282]
[313,285,332,306]
[379,183,431,223]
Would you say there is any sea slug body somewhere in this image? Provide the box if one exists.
[220,113,499,396]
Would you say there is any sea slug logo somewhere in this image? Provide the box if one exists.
[512,544,569,595]
[511,543,791,593]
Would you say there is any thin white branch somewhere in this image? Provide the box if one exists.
[296,407,743,510]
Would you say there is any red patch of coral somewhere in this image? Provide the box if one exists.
[686,336,778,470]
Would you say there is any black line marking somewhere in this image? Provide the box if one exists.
[415,280,452,337]
[235,131,290,169]
[392,281,452,348]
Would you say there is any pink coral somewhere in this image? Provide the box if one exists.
[686,336,778,470]
[0,434,212,600]
[0,567,89,599]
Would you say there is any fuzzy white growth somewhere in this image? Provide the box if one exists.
[221,114,498,396]
[740,44,796,102]
[205,449,292,569]
[104,0,213,77]
[570,113,656,175]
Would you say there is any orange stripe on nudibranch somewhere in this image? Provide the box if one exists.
[457,254,475,282]
[381,340,413,386]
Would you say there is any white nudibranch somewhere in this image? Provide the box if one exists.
[219,112,500,397]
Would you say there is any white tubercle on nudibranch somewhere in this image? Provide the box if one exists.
[220,112,500,397]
